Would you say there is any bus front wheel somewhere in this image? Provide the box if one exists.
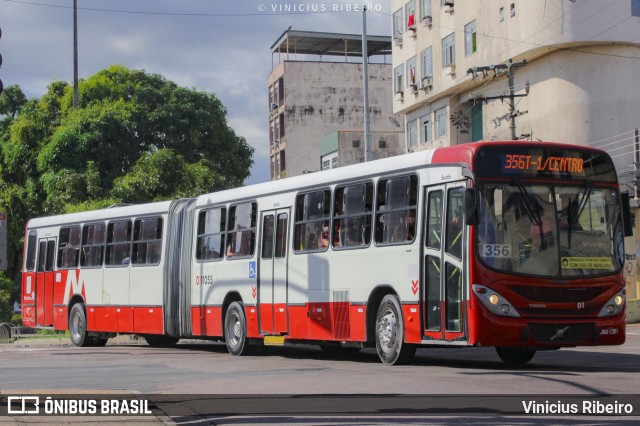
[375,295,416,365]
[496,347,536,365]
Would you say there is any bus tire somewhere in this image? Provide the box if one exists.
[68,303,92,347]
[375,295,416,365]
[496,347,536,365]
[224,301,250,356]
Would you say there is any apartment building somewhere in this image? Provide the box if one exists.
[268,29,403,179]
[391,0,640,321]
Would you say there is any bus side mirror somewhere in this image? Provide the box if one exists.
[621,192,633,237]
[464,188,479,226]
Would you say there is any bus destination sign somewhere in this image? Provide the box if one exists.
[502,154,584,174]
[474,145,617,182]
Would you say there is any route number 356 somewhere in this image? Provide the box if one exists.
[482,244,512,258]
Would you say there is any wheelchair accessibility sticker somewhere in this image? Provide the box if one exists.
[249,261,256,279]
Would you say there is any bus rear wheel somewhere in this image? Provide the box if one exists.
[69,303,92,347]
[496,347,536,365]
[224,301,252,356]
[375,295,416,365]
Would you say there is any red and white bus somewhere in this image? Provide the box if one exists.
[21,141,631,365]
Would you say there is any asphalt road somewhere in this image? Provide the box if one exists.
[1,324,639,424]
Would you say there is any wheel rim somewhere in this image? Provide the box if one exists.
[228,312,242,347]
[377,309,397,354]
[71,310,83,341]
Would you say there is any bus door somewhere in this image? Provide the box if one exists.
[35,238,56,326]
[258,209,290,335]
[423,183,466,342]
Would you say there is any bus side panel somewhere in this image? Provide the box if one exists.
[348,305,366,341]
[205,306,223,337]
[117,307,134,333]
[403,304,422,344]
[191,306,205,336]
[21,272,36,327]
[133,307,164,335]
[53,305,67,330]
[92,306,118,332]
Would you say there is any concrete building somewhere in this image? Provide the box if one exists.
[268,30,403,179]
[391,0,640,321]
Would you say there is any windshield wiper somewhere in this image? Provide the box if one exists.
[513,179,541,227]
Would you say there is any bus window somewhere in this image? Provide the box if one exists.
[227,202,257,258]
[81,222,106,267]
[106,220,132,266]
[445,188,464,259]
[333,182,373,248]
[25,230,38,271]
[58,226,81,269]
[132,217,163,265]
[375,175,418,244]
[426,190,443,249]
[196,208,226,261]
[261,215,275,259]
[294,190,330,252]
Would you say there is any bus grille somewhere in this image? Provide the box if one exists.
[510,285,607,303]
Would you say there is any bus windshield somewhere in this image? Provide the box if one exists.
[476,183,624,277]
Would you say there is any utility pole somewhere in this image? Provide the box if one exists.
[362,6,371,162]
[467,59,529,140]
[73,0,79,108]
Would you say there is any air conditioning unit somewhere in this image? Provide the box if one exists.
[410,84,418,94]
[395,90,404,101]
[394,36,403,47]
[444,0,454,6]
[423,15,432,27]
[421,76,433,90]
[444,64,456,76]
[271,103,278,110]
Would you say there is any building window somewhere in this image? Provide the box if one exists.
[421,46,433,80]
[407,119,418,149]
[420,114,432,144]
[442,33,455,67]
[321,151,338,171]
[406,0,416,28]
[435,107,447,138]
[406,56,417,87]
[196,207,226,261]
[394,64,404,93]
[465,20,477,56]
[471,102,483,142]
[421,0,432,19]
[393,9,403,39]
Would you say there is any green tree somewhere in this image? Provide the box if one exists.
[0,66,254,312]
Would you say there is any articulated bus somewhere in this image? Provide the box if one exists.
[21,141,631,365]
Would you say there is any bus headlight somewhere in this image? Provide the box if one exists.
[473,284,520,318]
[598,290,625,318]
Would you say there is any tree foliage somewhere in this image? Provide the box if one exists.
[0,66,254,306]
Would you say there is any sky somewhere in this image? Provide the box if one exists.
[0,0,392,184]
